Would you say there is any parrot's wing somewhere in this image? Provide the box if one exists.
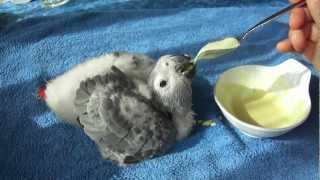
[44,52,155,124]
[74,66,176,165]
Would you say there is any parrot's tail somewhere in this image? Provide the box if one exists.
[37,86,47,100]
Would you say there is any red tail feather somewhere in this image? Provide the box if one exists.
[38,86,47,100]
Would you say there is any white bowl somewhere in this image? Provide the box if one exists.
[214,59,311,138]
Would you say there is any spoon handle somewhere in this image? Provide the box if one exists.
[240,0,306,41]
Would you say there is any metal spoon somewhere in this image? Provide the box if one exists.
[179,0,307,73]
[238,0,306,42]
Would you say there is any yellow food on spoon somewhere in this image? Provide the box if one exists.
[179,37,240,73]
[193,37,240,63]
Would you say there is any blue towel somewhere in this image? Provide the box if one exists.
[0,1,319,179]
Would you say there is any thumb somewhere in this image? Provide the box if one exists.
[306,0,320,28]
[313,41,320,69]
[306,0,320,69]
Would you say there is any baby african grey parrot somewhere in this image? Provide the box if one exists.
[40,52,196,165]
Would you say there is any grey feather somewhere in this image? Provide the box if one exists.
[74,66,177,165]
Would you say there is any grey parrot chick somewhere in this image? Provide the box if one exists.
[74,54,195,165]
[148,55,195,140]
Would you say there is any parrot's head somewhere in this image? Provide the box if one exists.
[148,54,195,113]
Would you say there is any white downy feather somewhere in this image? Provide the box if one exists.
[45,53,155,125]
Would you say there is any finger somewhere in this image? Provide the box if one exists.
[290,8,306,29]
[313,42,320,70]
[289,29,307,52]
[306,0,320,26]
[303,22,312,40]
[310,23,319,42]
[303,41,316,60]
[289,1,314,23]
[289,0,302,3]
[277,39,294,52]
[304,41,320,70]
[303,7,313,22]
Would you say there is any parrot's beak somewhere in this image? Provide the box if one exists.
[176,62,196,79]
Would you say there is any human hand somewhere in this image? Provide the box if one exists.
[277,0,320,69]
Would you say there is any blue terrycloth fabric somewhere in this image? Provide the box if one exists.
[0,1,319,179]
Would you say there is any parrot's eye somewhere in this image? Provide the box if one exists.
[165,62,169,66]
[183,54,191,59]
[160,80,167,88]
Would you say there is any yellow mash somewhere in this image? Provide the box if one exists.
[196,37,307,129]
[217,82,307,129]
[193,37,240,63]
